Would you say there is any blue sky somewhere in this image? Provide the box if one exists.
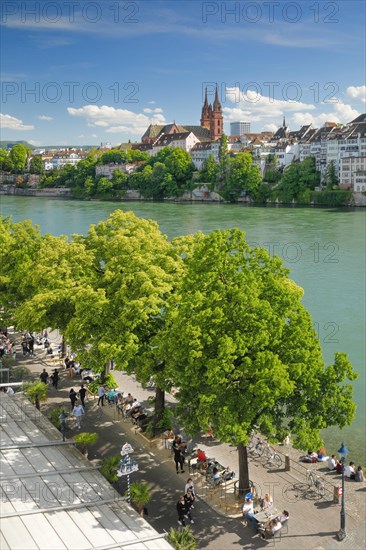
[1,0,365,146]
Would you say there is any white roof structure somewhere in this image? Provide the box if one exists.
[0,394,172,550]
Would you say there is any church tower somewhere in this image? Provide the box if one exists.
[210,83,223,140]
[200,87,211,130]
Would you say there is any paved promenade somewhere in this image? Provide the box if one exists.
[5,336,366,550]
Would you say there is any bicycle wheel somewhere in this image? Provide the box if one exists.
[317,481,325,498]
[273,453,282,468]
[255,443,265,457]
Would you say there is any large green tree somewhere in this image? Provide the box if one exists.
[159,229,357,491]
[0,149,14,172]
[29,155,44,175]
[9,144,29,173]
[221,152,262,201]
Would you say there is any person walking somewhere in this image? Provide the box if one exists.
[40,368,49,385]
[11,342,16,362]
[177,495,194,526]
[97,385,106,406]
[79,384,87,407]
[69,388,78,410]
[51,369,59,389]
[72,403,84,429]
[172,436,185,474]
[185,478,196,504]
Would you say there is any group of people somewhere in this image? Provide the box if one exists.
[176,478,196,526]
[242,492,289,539]
[39,368,60,388]
[328,457,364,482]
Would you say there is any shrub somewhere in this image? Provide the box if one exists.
[168,526,197,550]
[74,432,98,454]
[126,482,152,514]
[23,381,48,408]
[49,406,64,430]
[10,366,32,382]
[100,455,120,483]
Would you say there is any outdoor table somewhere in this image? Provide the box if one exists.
[254,507,279,525]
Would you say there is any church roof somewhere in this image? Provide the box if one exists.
[184,126,211,140]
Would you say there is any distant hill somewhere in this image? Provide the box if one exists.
[0,140,36,150]
[0,142,97,151]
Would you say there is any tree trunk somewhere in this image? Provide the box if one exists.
[154,387,165,423]
[238,442,250,497]
[61,335,66,358]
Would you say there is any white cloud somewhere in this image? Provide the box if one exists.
[223,87,315,125]
[91,134,98,138]
[291,103,360,128]
[143,107,163,114]
[148,101,156,104]
[38,115,53,121]
[67,104,166,137]
[78,134,85,138]
[346,86,366,103]
[28,139,41,146]
[261,123,278,133]
[0,113,34,130]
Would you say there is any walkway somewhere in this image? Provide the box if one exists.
[5,334,366,550]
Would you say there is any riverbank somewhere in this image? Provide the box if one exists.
[5,333,366,550]
[1,185,365,206]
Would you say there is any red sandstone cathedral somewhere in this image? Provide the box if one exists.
[141,84,223,144]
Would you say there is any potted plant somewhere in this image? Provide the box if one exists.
[100,455,120,484]
[167,526,197,550]
[125,482,152,516]
[73,432,98,458]
[23,380,48,410]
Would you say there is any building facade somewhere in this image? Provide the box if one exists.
[230,121,251,136]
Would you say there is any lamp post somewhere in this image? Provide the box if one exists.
[337,442,349,541]
[117,443,139,503]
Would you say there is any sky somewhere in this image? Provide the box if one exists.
[1,0,365,146]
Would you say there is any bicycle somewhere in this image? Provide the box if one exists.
[306,469,325,498]
[261,442,282,468]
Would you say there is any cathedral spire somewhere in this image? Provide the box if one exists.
[283,115,286,128]
[213,83,221,111]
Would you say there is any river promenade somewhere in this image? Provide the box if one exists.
[5,334,366,550]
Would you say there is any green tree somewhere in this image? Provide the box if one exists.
[9,144,28,173]
[221,152,262,202]
[200,154,219,187]
[164,148,194,187]
[159,229,357,492]
[0,149,14,172]
[111,168,128,189]
[325,160,339,189]
[29,155,44,175]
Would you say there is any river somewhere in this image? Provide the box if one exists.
[1,196,365,464]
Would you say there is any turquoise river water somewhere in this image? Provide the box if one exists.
[1,196,365,464]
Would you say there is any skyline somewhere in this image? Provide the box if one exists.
[1,0,365,146]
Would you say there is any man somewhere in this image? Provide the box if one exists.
[40,369,49,384]
[242,497,257,531]
[79,384,87,407]
[327,454,337,471]
[345,462,356,480]
[72,402,84,429]
[97,385,106,406]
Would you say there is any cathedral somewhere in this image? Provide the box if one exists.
[200,84,224,141]
[141,84,224,144]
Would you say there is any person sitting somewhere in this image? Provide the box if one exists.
[327,455,338,471]
[242,497,257,531]
[317,447,328,461]
[355,466,365,482]
[277,510,289,524]
[211,467,222,485]
[221,466,235,481]
[128,398,141,415]
[107,388,116,405]
[336,460,343,474]
[345,462,356,480]
[260,493,273,510]
[260,517,282,539]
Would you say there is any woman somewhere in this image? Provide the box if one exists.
[173,436,185,474]
[184,489,195,510]
[185,478,196,499]
[260,493,273,510]
[355,466,365,482]
[69,388,78,410]
[176,495,194,526]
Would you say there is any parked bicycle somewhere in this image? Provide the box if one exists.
[253,439,282,468]
[306,469,325,498]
